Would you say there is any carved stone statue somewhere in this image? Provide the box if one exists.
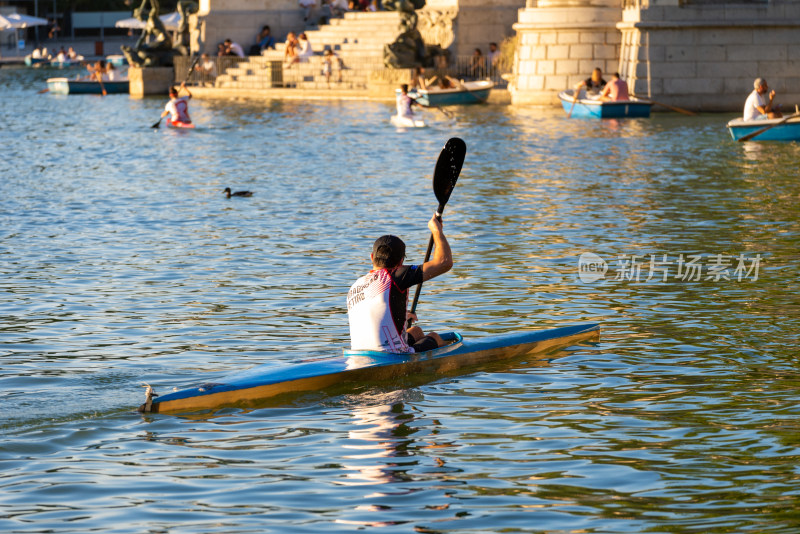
[173,1,199,57]
[121,0,198,67]
[383,0,432,69]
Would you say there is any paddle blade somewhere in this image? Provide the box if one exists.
[432,137,466,213]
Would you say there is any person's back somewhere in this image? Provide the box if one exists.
[608,77,629,101]
[347,217,453,353]
[163,83,192,125]
[599,73,629,102]
[396,84,414,117]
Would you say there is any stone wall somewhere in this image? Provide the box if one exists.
[511,1,621,105]
[197,0,307,54]
[618,1,800,111]
[197,0,526,59]
[512,0,800,110]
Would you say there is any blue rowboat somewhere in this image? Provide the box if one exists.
[406,80,494,107]
[24,56,49,67]
[46,77,129,95]
[726,116,800,141]
[558,89,652,119]
[139,323,600,413]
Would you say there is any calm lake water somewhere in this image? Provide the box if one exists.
[2,66,799,533]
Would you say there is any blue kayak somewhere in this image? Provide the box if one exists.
[139,323,600,413]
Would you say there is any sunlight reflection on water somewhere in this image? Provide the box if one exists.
[1,66,799,533]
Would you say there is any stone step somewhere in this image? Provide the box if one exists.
[213,11,400,91]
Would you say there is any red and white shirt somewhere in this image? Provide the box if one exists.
[347,265,423,352]
[165,96,191,124]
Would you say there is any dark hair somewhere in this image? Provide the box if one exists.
[372,235,405,268]
[400,83,408,93]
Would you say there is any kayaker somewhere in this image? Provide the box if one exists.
[396,84,418,118]
[743,78,782,121]
[160,82,193,127]
[347,215,453,353]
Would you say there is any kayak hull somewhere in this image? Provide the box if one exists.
[390,114,426,128]
[166,119,195,129]
[139,323,600,413]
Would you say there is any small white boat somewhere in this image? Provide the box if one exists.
[390,114,426,128]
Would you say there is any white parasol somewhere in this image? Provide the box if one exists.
[0,13,50,29]
[114,12,181,31]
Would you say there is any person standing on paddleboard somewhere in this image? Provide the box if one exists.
[347,215,453,353]
[160,82,193,128]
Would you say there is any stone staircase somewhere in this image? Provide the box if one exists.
[214,11,404,91]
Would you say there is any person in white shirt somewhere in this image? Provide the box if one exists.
[743,78,782,121]
[297,33,313,61]
[224,39,245,58]
[347,216,453,353]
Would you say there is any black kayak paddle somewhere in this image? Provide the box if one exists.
[408,137,467,326]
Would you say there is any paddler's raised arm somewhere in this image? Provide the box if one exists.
[421,215,452,281]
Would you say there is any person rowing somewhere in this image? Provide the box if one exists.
[160,82,193,128]
[743,77,782,121]
[347,215,453,353]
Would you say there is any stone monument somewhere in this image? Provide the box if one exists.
[124,0,199,97]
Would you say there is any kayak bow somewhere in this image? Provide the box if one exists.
[139,323,600,413]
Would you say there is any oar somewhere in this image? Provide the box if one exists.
[37,87,50,94]
[737,111,800,142]
[567,90,579,118]
[95,71,107,97]
[152,54,201,128]
[424,102,456,121]
[407,137,467,327]
[631,93,695,116]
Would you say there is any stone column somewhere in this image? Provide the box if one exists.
[511,0,621,105]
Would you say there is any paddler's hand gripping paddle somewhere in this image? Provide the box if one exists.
[407,137,467,328]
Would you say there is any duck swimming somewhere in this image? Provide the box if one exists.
[224,187,253,198]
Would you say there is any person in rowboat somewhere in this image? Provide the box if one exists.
[347,216,453,353]
[743,78,782,121]
[598,72,629,102]
[574,67,606,96]
[160,82,193,127]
